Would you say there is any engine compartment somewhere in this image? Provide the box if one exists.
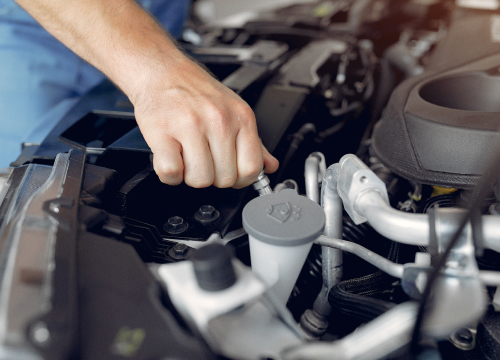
[2,1,500,359]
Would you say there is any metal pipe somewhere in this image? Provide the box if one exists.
[483,215,500,252]
[337,154,500,250]
[319,164,344,287]
[304,154,321,203]
[356,190,429,246]
[300,164,344,337]
[479,270,500,286]
[274,179,299,193]
[284,302,418,360]
[316,165,344,313]
[355,190,500,253]
[315,235,404,279]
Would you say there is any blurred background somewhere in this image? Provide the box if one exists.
[193,0,316,24]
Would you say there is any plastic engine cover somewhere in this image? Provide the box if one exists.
[372,14,500,189]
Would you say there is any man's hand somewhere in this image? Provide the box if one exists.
[15,0,278,188]
[132,58,278,189]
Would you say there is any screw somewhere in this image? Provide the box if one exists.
[195,205,220,223]
[169,216,183,226]
[200,205,215,218]
[173,243,188,255]
[163,216,188,234]
[168,242,192,260]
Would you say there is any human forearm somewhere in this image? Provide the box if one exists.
[14,0,183,99]
[14,0,279,188]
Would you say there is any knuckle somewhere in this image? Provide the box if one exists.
[209,115,234,140]
[234,102,255,125]
[205,105,231,132]
[214,174,237,189]
[154,161,183,180]
[183,113,202,129]
[238,162,262,182]
[160,176,183,186]
[206,103,226,122]
[239,103,254,120]
[186,175,214,189]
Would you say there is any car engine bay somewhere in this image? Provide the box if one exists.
[2,0,500,359]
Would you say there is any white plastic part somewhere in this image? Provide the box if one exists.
[157,259,266,337]
[249,234,313,304]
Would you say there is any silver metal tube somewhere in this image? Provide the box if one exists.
[338,154,500,249]
[356,190,429,246]
[320,164,344,287]
[315,235,404,279]
[483,215,500,252]
[479,270,500,286]
[273,179,299,193]
[356,190,500,252]
[284,302,418,360]
[301,164,344,337]
[304,154,321,203]
[314,165,344,311]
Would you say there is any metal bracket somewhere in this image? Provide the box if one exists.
[336,154,389,224]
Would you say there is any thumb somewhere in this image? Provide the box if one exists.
[262,144,279,174]
[151,135,184,185]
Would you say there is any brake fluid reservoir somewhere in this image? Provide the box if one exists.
[242,189,325,304]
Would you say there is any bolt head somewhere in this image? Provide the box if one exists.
[168,216,184,227]
[195,205,220,223]
[200,205,215,218]
[168,243,192,260]
[174,243,188,255]
[164,216,188,234]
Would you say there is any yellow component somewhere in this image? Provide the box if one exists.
[111,326,146,357]
[431,186,458,197]
[408,192,422,202]
[312,2,336,18]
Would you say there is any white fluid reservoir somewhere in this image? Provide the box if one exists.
[242,189,325,304]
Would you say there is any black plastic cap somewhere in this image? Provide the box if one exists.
[192,244,236,292]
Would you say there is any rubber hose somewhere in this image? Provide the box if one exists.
[328,271,396,323]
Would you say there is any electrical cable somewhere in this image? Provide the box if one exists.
[410,142,500,356]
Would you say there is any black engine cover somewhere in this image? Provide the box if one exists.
[372,13,500,189]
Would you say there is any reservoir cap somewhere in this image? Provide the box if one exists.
[242,189,325,246]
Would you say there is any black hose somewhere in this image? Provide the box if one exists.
[417,194,455,214]
[356,57,396,157]
[328,233,401,323]
[328,271,396,323]
[275,123,316,183]
[288,217,400,319]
